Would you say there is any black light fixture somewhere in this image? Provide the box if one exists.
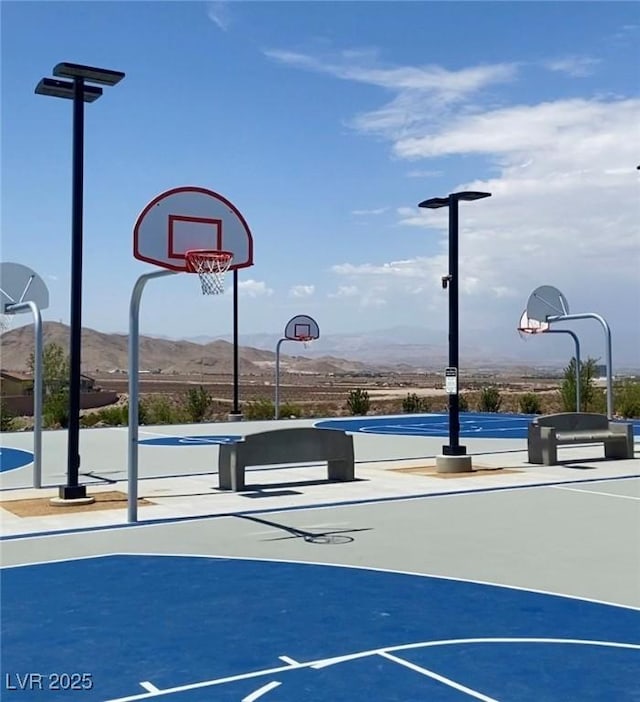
[419,190,491,458]
[36,62,125,501]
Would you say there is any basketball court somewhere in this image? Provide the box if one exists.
[2,185,639,699]
[1,412,639,701]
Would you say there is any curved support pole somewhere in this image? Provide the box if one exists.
[545,329,581,412]
[548,313,613,419]
[128,270,176,523]
[274,337,286,420]
[6,301,43,488]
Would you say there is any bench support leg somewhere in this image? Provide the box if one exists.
[604,439,633,460]
[328,458,354,481]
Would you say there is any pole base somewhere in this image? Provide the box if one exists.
[50,495,95,506]
[227,412,244,422]
[435,454,473,474]
[58,485,88,500]
[442,445,467,456]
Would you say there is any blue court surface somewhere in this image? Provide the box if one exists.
[2,555,639,701]
[315,412,640,439]
[0,447,34,473]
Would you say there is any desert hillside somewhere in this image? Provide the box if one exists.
[0,322,375,376]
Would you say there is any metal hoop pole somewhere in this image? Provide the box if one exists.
[545,329,581,412]
[128,269,177,522]
[5,301,43,488]
[548,313,613,418]
[274,337,286,420]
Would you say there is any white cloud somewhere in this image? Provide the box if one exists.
[405,169,443,178]
[207,2,231,31]
[289,284,315,297]
[267,46,640,340]
[545,56,601,77]
[328,285,359,298]
[351,207,388,216]
[235,279,273,298]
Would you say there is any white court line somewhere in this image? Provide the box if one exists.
[6,550,639,612]
[139,682,160,693]
[278,655,298,665]
[379,651,498,702]
[553,486,640,501]
[103,638,640,701]
[242,680,281,701]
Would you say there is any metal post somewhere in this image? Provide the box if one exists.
[231,268,241,418]
[6,301,43,488]
[445,195,464,455]
[548,313,614,418]
[545,329,581,412]
[274,337,286,419]
[59,76,87,500]
[128,270,176,523]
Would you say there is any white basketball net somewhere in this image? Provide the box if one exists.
[185,250,233,296]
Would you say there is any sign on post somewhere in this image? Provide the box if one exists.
[445,367,458,394]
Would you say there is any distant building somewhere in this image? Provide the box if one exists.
[0,370,33,396]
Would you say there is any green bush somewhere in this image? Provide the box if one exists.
[519,392,541,414]
[458,394,469,412]
[96,405,129,426]
[184,385,211,423]
[346,388,370,415]
[615,379,640,418]
[279,402,303,418]
[402,393,430,413]
[244,398,275,420]
[0,400,15,431]
[43,391,69,428]
[80,413,101,428]
[143,395,187,425]
[478,387,502,413]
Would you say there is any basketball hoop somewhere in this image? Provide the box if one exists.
[185,250,233,295]
[517,309,549,341]
[297,335,313,350]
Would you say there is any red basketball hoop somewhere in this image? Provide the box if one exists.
[185,249,233,295]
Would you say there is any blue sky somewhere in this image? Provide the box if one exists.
[2,2,639,363]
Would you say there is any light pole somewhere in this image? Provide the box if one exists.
[419,191,491,469]
[36,62,124,501]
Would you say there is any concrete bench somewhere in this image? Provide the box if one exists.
[527,412,634,466]
[218,427,355,491]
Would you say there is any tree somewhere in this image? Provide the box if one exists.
[28,342,69,396]
[28,342,70,427]
[559,357,599,412]
[184,385,211,423]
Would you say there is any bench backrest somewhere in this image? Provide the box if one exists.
[227,427,353,466]
[532,412,609,432]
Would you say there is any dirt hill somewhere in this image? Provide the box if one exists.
[0,322,372,376]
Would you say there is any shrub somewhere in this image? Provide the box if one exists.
[346,388,370,415]
[43,391,69,428]
[184,385,212,423]
[402,393,430,413]
[244,398,275,420]
[615,379,640,419]
[518,392,541,415]
[80,413,101,428]
[478,387,502,412]
[0,400,15,432]
[279,402,303,418]
[458,394,469,412]
[96,405,129,426]
[142,395,187,425]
